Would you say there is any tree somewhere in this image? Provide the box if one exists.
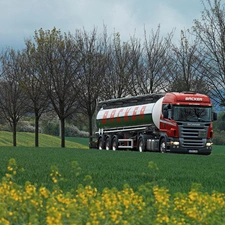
[125,36,144,96]
[193,0,225,105]
[213,111,225,131]
[0,48,29,146]
[167,30,209,93]
[33,28,81,148]
[75,28,108,143]
[134,26,174,94]
[19,40,49,147]
[101,32,132,99]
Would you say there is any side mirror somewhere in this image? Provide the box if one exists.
[213,112,217,121]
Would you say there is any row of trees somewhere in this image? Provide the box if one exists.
[0,0,224,147]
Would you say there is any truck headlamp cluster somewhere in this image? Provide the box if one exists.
[170,141,180,146]
[206,142,212,147]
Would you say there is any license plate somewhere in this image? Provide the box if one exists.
[189,150,198,153]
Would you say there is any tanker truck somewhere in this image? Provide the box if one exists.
[90,92,217,155]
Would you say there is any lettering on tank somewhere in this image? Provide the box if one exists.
[124,108,131,121]
[116,108,124,122]
[110,109,116,123]
[101,105,148,124]
[139,106,146,119]
[102,111,109,124]
[132,107,139,120]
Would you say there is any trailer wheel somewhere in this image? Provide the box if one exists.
[98,137,104,150]
[160,138,166,153]
[105,136,112,150]
[112,136,118,151]
[138,137,145,152]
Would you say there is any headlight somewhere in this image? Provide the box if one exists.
[206,142,212,147]
[170,141,180,145]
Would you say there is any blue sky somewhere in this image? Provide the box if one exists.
[0,0,204,50]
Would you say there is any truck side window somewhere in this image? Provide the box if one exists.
[168,104,172,119]
[168,109,172,119]
[163,104,168,118]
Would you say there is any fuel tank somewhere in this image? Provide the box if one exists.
[96,97,163,129]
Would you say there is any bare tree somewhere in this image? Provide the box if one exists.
[0,48,29,146]
[33,28,80,148]
[134,26,174,94]
[75,27,108,143]
[126,36,144,96]
[193,0,225,105]
[167,30,209,93]
[101,32,132,99]
[19,40,50,147]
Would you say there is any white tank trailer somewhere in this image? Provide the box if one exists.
[94,94,166,152]
[96,97,163,130]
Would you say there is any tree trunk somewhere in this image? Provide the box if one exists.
[89,114,93,144]
[13,122,17,147]
[60,118,65,148]
[35,112,39,147]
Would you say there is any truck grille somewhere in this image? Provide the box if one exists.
[179,125,208,149]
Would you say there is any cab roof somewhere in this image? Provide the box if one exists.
[163,92,212,105]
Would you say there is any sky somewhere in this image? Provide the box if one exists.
[0,0,205,50]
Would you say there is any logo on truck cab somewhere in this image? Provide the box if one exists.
[185,97,203,101]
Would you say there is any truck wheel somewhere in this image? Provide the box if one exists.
[138,137,145,152]
[98,138,104,150]
[112,136,118,151]
[160,138,166,153]
[105,137,112,150]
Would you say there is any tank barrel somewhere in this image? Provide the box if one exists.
[96,97,164,130]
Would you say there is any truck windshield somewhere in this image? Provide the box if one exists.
[173,106,212,122]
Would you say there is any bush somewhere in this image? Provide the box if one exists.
[17,121,35,133]
[213,130,225,145]
[0,123,10,131]
[41,120,59,136]
[65,125,89,138]
[40,117,89,138]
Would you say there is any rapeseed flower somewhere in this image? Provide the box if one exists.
[0,159,225,224]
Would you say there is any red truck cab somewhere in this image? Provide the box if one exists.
[160,92,216,154]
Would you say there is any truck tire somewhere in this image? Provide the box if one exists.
[98,137,105,150]
[138,137,145,152]
[112,136,118,151]
[160,138,166,153]
[105,136,112,150]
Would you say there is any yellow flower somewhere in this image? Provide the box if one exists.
[7,166,13,171]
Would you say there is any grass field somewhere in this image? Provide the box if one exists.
[0,131,224,195]
[0,131,88,148]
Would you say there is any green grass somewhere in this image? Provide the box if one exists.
[0,131,224,195]
[0,131,88,148]
[65,136,89,146]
